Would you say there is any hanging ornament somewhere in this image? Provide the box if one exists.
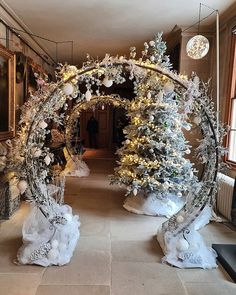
[163,82,175,93]
[176,238,189,251]
[62,83,74,96]
[125,139,130,145]
[44,155,51,165]
[185,149,191,155]
[101,105,105,110]
[133,188,138,196]
[186,35,209,60]
[17,180,28,194]
[85,90,92,101]
[150,55,155,62]
[38,120,48,129]
[149,115,154,121]
[147,92,152,99]
[102,76,113,87]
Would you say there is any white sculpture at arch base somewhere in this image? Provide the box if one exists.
[1,33,226,268]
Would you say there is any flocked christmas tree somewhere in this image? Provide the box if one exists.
[111,34,200,216]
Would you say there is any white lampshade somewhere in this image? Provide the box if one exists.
[186,35,209,59]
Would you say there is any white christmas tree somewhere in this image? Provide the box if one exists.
[112,75,199,216]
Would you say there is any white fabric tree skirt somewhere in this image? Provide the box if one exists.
[123,192,185,218]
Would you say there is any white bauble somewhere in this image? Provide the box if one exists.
[147,92,151,99]
[185,149,191,155]
[133,188,138,196]
[63,83,74,96]
[38,120,48,129]
[176,215,184,223]
[51,239,59,249]
[47,248,59,260]
[150,55,155,62]
[17,180,28,194]
[63,213,72,223]
[85,90,92,101]
[176,238,189,251]
[149,115,154,121]
[163,82,175,93]
[58,242,67,252]
[193,116,201,125]
[102,76,113,87]
[44,155,51,166]
[149,149,154,153]
[126,139,130,145]
[177,192,182,198]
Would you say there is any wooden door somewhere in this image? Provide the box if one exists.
[80,105,113,148]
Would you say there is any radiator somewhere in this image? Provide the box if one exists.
[217,173,235,221]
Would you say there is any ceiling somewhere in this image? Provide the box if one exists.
[1,0,235,65]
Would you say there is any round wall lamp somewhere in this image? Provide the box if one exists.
[186,34,209,59]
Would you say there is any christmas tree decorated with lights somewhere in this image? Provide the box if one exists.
[111,75,199,216]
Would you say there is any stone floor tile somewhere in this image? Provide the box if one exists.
[111,261,186,295]
[111,238,162,263]
[184,282,231,295]
[36,285,110,295]
[42,249,111,285]
[0,273,41,295]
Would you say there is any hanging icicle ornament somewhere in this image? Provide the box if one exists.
[63,83,74,96]
[44,155,51,166]
[101,105,105,110]
[85,90,92,101]
[102,76,113,87]
[147,92,152,99]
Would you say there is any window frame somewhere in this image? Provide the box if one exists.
[226,32,236,167]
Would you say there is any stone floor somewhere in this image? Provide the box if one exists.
[0,150,236,295]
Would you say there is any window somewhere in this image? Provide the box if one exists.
[227,32,236,164]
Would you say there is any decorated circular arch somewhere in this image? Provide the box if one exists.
[3,33,225,269]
